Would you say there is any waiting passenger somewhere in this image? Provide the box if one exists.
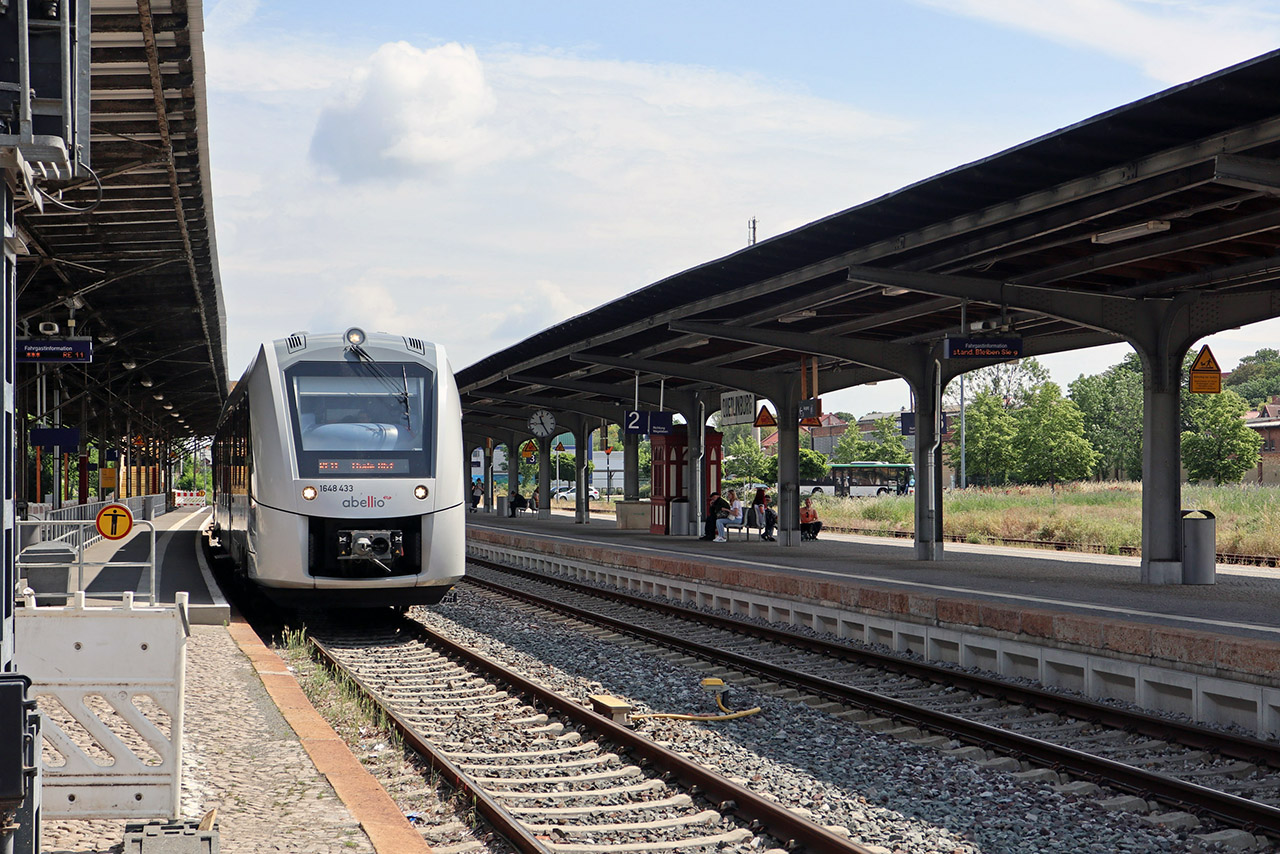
[800,497,823,541]
[752,487,777,542]
[471,480,483,511]
[713,489,743,542]
[701,491,729,540]
[508,492,528,517]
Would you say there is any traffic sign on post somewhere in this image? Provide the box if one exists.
[95,504,134,541]
[1189,344,1222,394]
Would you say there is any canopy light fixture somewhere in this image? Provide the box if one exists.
[139,375,154,388]
[779,310,817,323]
[1092,220,1170,245]
[122,360,137,370]
[881,287,910,296]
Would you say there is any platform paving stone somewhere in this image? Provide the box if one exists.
[40,626,376,854]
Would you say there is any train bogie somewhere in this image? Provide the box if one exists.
[212,328,465,608]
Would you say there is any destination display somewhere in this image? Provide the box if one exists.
[944,336,1023,359]
[17,338,94,362]
[623,410,674,435]
[318,459,409,473]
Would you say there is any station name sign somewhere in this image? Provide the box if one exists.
[719,391,756,426]
[17,338,93,363]
[944,336,1023,360]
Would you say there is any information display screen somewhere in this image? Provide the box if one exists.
[318,459,409,474]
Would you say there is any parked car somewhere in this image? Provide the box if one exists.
[555,486,600,501]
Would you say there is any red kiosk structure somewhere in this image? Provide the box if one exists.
[649,430,723,534]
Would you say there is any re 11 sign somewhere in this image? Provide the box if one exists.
[17,338,94,363]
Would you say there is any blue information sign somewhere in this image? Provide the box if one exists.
[624,410,675,435]
[30,428,80,449]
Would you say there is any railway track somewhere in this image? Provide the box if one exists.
[463,556,1280,843]
[307,615,877,854]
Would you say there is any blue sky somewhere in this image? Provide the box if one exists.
[202,0,1280,417]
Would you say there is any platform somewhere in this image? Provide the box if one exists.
[468,506,1280,735]
[468,507,1280,641]
[19,506,229,625]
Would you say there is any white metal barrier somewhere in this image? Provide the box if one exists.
[16,519,156,606]
[171,490,206,507]
[15,592,188,819]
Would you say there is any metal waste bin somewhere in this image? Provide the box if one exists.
[19,542,75,604]
[668,498,691,536]
[1181,509,1216,585]
[496,496,508,517]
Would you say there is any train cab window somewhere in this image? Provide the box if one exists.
[285,361,436,477]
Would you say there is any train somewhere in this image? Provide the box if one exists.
[210,327,466,608]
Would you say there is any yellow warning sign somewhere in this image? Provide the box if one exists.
[1189,344,1222,394]
[520,442,535,460]
[1191,345,1220,373]
[753,405,777,428]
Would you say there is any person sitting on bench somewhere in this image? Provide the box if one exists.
[509,492,528,516]
[800,497,823,540]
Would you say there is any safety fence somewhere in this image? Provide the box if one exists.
[15,592,188,820]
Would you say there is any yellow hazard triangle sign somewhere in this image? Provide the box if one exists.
[1190,345,1220,373]
[753,405,777,428]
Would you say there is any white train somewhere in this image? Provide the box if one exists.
[211,328,465,608]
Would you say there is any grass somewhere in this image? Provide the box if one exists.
[811,481,1280,559]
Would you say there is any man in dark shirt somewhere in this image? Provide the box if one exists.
[701,491,729,540]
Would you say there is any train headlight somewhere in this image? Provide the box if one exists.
[413,484,429,500]
[301,485,318,500]
[344,327,366,346]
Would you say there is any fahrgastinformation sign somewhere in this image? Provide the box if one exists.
[623,410,675,435]
[17,338,94,363]
[944,337,1023,360]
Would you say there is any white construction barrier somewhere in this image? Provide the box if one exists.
[14,591,188,819]
[171,490,206,507]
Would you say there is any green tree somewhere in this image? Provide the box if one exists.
[1225,347,1280,407]
[761,447,829,484]
[1180,388,1261,484]
[724,435,770,483]
[1069,359,1144,480]
[1013,382,1099,485]
[949,357,1050,409]
[830,426,878,464]
[868,417,911,464]
[947,391,1016,485]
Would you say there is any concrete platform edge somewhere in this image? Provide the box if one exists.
[223,616,432,854]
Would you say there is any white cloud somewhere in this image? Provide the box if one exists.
[310,42,501,181]
[915,0,1280,82]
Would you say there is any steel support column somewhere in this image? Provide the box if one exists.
[536,436,551,519]
[622,432,639,501]
[773,386,801,547]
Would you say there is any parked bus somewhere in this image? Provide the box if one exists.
[803,462,914,497]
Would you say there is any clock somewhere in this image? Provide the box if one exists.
[527,409,557,437]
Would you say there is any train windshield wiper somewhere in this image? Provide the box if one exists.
[349,344,412,424]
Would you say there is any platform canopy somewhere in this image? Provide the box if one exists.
[15,0,226,440]
[458,48,1280,425]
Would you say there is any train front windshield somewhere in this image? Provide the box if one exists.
[286,362,436,477]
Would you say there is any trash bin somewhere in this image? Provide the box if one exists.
[1181,509,1216,585]
[19,542,75,604]
[668,497,690,536]
[496,496,508,517]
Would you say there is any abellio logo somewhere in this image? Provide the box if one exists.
[342,496,387,508]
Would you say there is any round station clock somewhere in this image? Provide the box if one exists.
[527,409,557,437]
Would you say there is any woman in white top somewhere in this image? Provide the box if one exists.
[714,489,743,542]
